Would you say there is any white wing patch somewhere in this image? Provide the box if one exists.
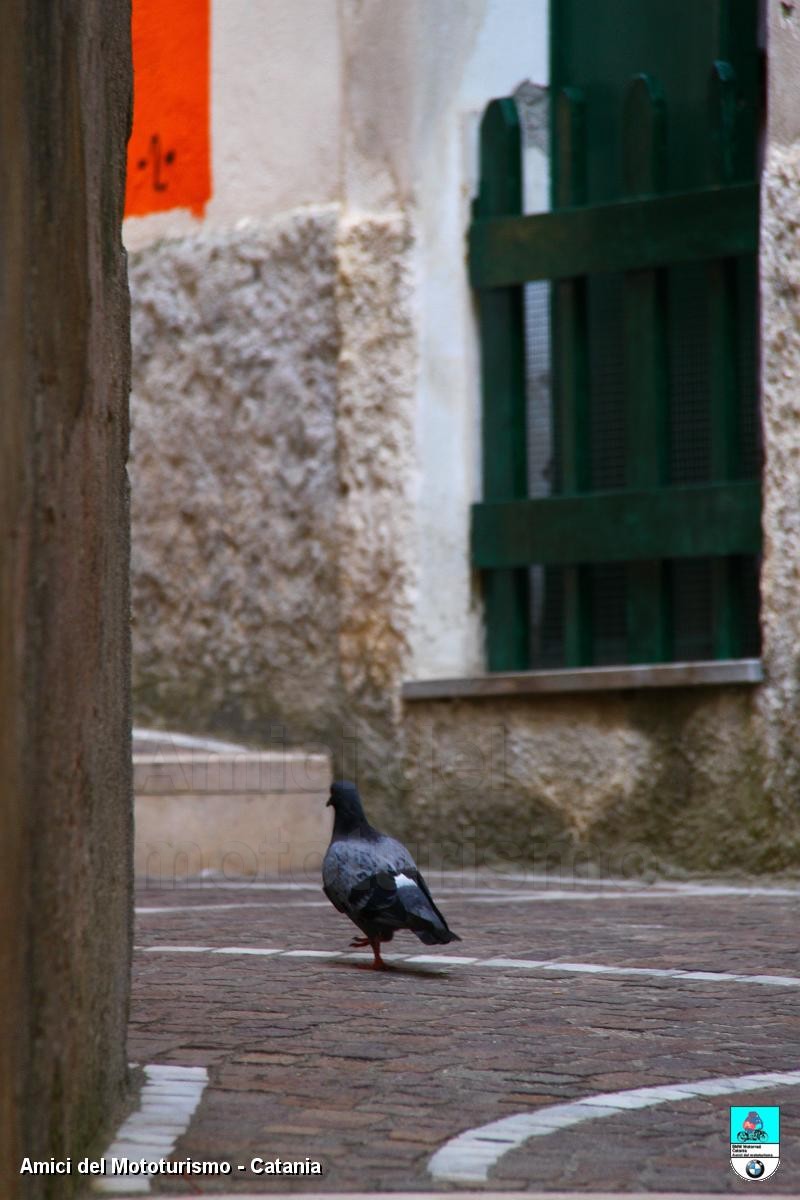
[395,873,416,889]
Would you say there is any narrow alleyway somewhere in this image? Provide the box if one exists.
[114,873,800,1195]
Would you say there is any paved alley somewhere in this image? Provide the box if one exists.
[122,872,800,1195]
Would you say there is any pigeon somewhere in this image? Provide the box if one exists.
[322,780,460,969]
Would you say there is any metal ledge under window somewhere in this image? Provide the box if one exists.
[402,658,763,702]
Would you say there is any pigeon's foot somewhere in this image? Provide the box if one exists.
[349,936,370,948]
[369,936,390,970]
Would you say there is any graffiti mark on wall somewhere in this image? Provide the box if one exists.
[125,0,211,219]
[136,134,177,193]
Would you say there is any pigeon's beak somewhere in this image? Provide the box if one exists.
[326,797,332,807]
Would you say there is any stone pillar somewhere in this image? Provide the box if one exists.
[758,3,800,821]
[0,2,132,1195]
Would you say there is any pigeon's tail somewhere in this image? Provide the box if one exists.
[414,926,461,946]
[400,883,461,945]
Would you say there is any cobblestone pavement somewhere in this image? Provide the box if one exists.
[126,872,800,1196]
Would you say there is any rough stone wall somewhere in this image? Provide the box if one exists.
[335,213,416,800]
[748,4,800,862]
[0,2,132,1196]
[130,209,343,743]
[401,688,786,874]
[129,208,417,825]
[758,147,800,834]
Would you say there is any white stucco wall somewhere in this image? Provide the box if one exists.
[124,0,550,684]
[123,0,343,248]
[406,0,548,678]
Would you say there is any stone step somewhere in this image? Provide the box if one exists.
[132,727,254,756]
[133,743,331,884]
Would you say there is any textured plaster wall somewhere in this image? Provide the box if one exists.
[131,209,341,740]
[0,2,132,1195]
[128,0,545,827]
[401,688,786,874]
[405,0,548,680]
[124,0,342,249]
[125,0,549,689]
[758,146,800,805]
[130,208,417,822]
[335,213,416,784]
[755,3,800,833]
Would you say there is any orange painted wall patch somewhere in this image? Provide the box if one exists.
[125,0,211,218]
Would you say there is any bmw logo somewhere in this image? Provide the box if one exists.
[746,1160,765,1179]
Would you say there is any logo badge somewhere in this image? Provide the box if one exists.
[730,1106,780,1181]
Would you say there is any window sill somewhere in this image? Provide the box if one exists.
[402,658,763,701]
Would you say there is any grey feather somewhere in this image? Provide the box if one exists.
[322,834,413,910]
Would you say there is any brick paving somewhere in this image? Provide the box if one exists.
[126,874,800,1195]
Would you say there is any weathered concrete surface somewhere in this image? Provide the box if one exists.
[334,213,416,793]
[134,750,332,882]
[0,2,132,1197]
[748,5,800,862]
[129,209,417,829]
[401,687,789,874]
[130,209,342,742]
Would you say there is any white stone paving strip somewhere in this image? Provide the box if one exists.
[144,1194,798,1200]
[483,958,800,987]
[136,903,279,913]
[468,888,800,903]
[428,1069,800,1184]
[93,1064,208,1195]
[281,949,343,959]
[134,881,800,914]
[136,877,800,895]
[210,945,282,956]
[133,945,800,988]
[140,945,214,953]
[405,955,480,965]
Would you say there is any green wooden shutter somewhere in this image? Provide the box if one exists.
[471,0,762,671]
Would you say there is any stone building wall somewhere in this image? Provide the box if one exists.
[398,6,800,874]
[127,0,543,830]
[0,2,132,1195]
[129,207,417,818]
[128,3,800,870]
[400,688,783,874]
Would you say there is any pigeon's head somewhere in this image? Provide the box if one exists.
[327,780,366,824]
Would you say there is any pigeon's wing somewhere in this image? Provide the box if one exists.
[322,838,391,911]
[346,869,411,928]
[322,833,459,943]
[366,835,453,930]
[348,866,459,943]
[323,833,415,903]
[322,879,347,913]
[370,833,418,874]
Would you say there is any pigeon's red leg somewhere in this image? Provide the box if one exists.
[349,936,370,948]
[369,936,389,970]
